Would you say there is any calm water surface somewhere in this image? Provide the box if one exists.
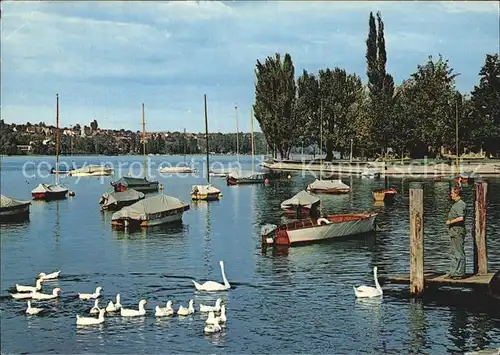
[1,155,499,354]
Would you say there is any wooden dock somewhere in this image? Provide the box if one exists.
[382,272,495,289]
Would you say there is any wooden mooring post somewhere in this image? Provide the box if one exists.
[473,181,488,275]
[409,184,424,296]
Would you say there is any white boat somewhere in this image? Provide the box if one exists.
[111,194,190,229]
[306,179,351,194]
[0,195,31,222]
[209,168,237,178]
[226,170,266,185]
[261,213,378,246]
[69,164,114,177]
[159,166,195,174]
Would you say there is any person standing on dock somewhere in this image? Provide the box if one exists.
[446,186,467,279]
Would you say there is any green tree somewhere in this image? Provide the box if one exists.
[253,53,297,159]
[470,53,500,156]
[294,70,320,150]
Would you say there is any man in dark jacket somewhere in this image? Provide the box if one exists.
[446,186,467,279]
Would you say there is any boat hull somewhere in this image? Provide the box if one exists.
[111,182,159,193]
[0,204,30,222]
[373,188,397,202]
[191,192,221,201]
[101,199,142,211]
[306,187,351,194]
[262,213,377,246]
[226,177,265,185]
[32,190,68,201]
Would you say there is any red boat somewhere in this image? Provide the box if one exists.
[31,184,68,201]
[372,188,397,202]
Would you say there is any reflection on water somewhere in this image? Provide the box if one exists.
[1,156,499,354]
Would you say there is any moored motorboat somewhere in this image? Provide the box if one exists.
[261,212,378,247]
[69,164,114,177]
[111,177,159,193]
[226,170,266,185]
[372,188,397,202]
[280,190,320,217]
[99,189,145,211]
[191,185,221,201]
[0,195,31,222]
[31,183,68,201]
[159,166,195,174]
[306,179,351,194]
[111,194,190,229]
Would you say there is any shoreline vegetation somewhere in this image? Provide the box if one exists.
[2,12,498,160]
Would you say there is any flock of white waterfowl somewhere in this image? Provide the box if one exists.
[9,261,233,334]
[10,260,383,335]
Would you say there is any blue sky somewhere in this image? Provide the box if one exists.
[2,1,499,133]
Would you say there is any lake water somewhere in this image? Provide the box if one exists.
[1,155,499,354]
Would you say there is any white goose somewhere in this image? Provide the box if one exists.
[192,261,231,292]
[16,279,44,293]
[120,299,147,317]
[38,270,61,280]
[89,299,100,314]
[79,286,103,300]
[26,300,43,315]
[105,294,122,312]
[204,318,222,334]
[353,266,383,298]
[199,298,222,313]
[177,299,195,316]
[205,305,227,325]
[11,291,35,299]
[31,287,62,300]
[155,300,174,317]
[76,308,105,326]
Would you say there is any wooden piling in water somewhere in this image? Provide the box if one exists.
[473,181,488,275]
[409,185,424,296]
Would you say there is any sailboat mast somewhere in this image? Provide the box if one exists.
[320,100,323,180]
[204,94,210,184]
[235,104,239,162]
[251,108,255,172]
[55,94,60,185]
[184,128,187,163]
[142,103,146,179]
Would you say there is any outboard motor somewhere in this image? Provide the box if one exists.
[488,270,500,301]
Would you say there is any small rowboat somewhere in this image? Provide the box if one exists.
[372,188,397,202]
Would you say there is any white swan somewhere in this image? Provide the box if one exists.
[79,286,103,300]
[38,270,61,280]
[31,287,62,300]
[218,304,227,323]
[76,308,105,326]
[16,279,44,293]
[177,299,194,316]
[199,298,222,313]
[26,300,43,315]
[204,318,222,334]
[192,261,231,292]
[120,299,147,317]
[89,299,100,314]
[155,300,174,317]
[206,305,227,325]
[105,294,121,312]
[11,291,35,299]
[353,266,383,298]
[205,310,217,324]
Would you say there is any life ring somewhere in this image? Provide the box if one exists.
[317,218,330,226]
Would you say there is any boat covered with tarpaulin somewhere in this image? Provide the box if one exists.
[111,194,190,229]
[226,170,266,185]
[99,189,145,210]
[280,190,320,217]
[191,184,221,201]
[0,195,31,222]
[111,176,159,193]
[306,179,351,194]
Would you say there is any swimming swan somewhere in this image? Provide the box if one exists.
[79,286,103,300]
[206,305,227,325]
[16,279,44,293]
[106,294,121,312]
[192,261,231,292]
[120,299,147,317]
[31,287,62,300]
[353,266,383,298]
[177,299,194,316]
[89,299,100,314]
[204,318,222,334]
[155,300,174,317]
[26,300,43,315]
[76,308,105,326]
[199,298,222,312]
[38,270,61,280]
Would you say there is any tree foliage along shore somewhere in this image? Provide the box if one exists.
[253,11,500,159]
[0,120,268,156]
